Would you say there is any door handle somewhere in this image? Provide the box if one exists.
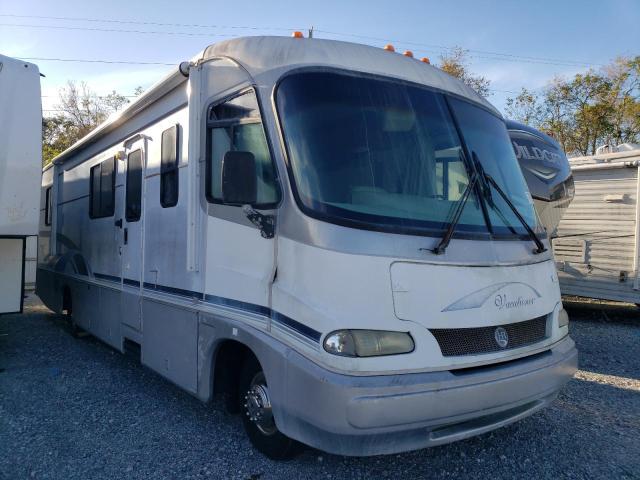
[124,228,128,245]
[115,218,123,228]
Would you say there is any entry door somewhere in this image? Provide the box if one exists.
[120,138,146,289]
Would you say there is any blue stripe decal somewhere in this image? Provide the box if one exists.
[271,311,322,342]
[93,272,120,283]
[89,274,321,343]
[203,294,321,342]
[203,294,271,316]
[143,282,203,300]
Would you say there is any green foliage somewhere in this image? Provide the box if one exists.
[42,115,74,166]
[506,56,640,156]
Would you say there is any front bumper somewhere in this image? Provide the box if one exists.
[276,336,578,456]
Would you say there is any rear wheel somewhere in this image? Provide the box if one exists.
[239,356,300,460]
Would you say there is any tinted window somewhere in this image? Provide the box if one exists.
[89,157,116,218]
[44,187,52,226]
[126,149,142,221]
[207,90,279,206]
[100,158,115,215]
[210,91,261,121]
[276,72,539,236]
[160,125,179,208]
[276,72,486,233]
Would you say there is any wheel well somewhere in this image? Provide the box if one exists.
[213,340,256,412]
[62,286,72,314]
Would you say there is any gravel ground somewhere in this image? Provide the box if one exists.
[1,294,638,480]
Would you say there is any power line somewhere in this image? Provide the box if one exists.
[0,13,295,31]
[0,22,237,37]
[0,14,604,68]
[20,56,176,66]
[316,30,603,68]
[16,57,178,66]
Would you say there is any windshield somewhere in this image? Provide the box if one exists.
[276,71,540,237]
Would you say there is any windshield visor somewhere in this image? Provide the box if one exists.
[276,71,539,237]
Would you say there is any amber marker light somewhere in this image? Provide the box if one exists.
[383,44,395,52]
[403,50,414,57]
[421,57,431,64]
[292,31,304,38]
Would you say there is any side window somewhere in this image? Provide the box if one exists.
[44,186,52,226]
[160,125,179,208]
[126,149,142,221]
[206,89,280,207]
[89,157,116,218]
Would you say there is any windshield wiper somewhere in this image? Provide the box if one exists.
[481,170,547,255]
[431,151,547,255]
[470,152,517,235]
[431,170,480,255]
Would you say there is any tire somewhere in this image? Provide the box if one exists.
[239,356,300,460]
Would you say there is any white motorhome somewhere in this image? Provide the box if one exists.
[0,55,42,314]
[37,36,577,458]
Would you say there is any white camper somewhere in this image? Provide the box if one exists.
[0,55,42,314]
[553,146,640,304]
[37,36,577,458]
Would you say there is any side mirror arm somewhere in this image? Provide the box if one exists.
[242,205,275,239]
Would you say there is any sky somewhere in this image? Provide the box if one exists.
[1,0,638,116]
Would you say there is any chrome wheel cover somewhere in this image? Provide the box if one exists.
[244,372,277,435]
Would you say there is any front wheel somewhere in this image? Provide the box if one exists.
[239,356,300,460]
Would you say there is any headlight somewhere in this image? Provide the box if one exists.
[558,308,569,328]
[323,330,414,357]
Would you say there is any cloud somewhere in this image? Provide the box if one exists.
[475,60,589,92]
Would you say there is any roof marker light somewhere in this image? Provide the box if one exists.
[421,57,431,64]
[292,31,304,38]
[383,44,395,52]
[403,50,414,58]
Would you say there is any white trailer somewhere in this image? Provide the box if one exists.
[0,55,42,314]
[553,147,640,304]
[36,36,577,458]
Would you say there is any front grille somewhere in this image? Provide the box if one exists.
[430,316,548,357]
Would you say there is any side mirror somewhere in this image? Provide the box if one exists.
[221,151,257,205]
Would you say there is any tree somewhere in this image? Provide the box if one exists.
[505,56,640,156]
[42,115,74,166]
[603,56,640,146]
[42,81,132,165]
[505,88,544,126]
[438,47,491,98]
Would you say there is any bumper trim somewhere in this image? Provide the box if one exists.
[277,336,578,456]
[428,397,549,443]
